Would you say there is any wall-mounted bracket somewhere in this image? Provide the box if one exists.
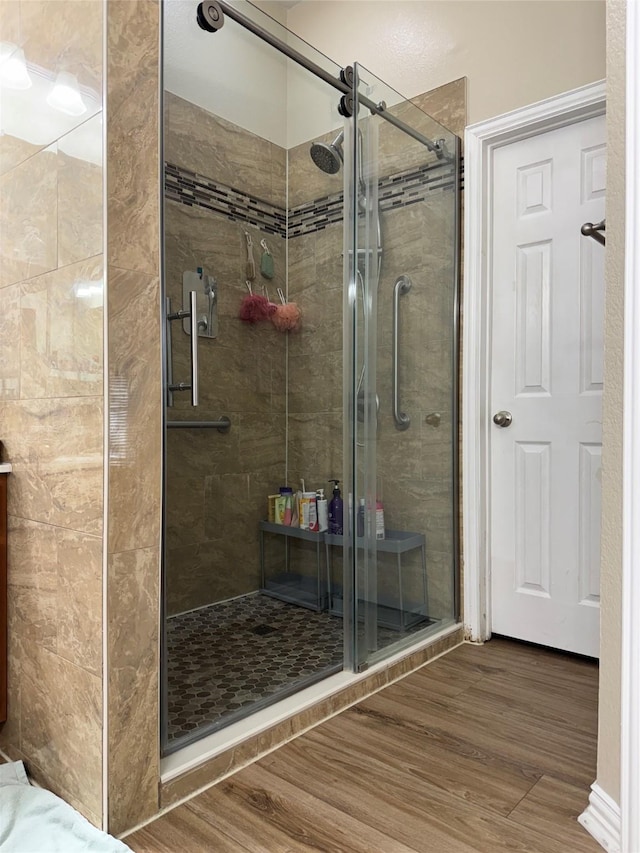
[197,1,225,32]
[337,66,355,117]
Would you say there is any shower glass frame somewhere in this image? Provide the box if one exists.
[348,63,461,671]
[160,0,461,756]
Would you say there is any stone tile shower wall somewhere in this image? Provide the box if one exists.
[164,93,287,616]
[105,0,162,836]
[164,81,464,624]
[286,79,465,621]
[0,0,104,825]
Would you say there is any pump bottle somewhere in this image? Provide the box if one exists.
[317,489,328,532]
[328,479,343,535]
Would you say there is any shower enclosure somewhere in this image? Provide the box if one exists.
[161,0,460,756]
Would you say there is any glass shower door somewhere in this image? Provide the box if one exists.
[348,64,460,670]
[161,0,352,754]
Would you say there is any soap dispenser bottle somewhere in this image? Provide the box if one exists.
[328,479,343,535]
[317,489,328,532]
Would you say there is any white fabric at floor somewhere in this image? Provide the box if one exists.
[0,762,130,853]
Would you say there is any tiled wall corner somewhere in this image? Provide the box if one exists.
[105,0,162,835]
[163,96,287,615]
[0,0,104,826]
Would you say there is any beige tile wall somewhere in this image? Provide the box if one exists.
[0,0,164,832]
[165,92,286,208]
[105,0,162,836]
[164,94,287,615]
[0,0,104,826]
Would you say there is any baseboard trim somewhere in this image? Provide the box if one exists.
[578,782,621,852]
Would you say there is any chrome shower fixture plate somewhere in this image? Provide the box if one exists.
[182,269,218,339]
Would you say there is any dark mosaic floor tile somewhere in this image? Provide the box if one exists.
[166,592,436,747]
[166,594,343,743]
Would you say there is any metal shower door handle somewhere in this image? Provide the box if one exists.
[166,292,199,407]
[392,274,412,430]
[189,290,199,406]
[166,297,175,408]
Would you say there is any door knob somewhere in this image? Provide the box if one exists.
[493,410,512,427]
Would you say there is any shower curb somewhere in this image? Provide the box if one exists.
[156,624,463,811]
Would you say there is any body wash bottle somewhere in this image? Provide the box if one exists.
[328,479,343,535]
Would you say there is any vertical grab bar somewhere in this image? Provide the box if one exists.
[392,274,412,430]
[189,290,199,406]
[165,296,174,408]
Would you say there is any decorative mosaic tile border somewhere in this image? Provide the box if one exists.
[165,158,460,239]
[165,163,287,237]
[287,160,458,237]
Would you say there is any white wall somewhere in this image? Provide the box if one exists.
[163,0,347,149]
[163,1,606,151]
[163,0,289,145]
[286,0,606,125]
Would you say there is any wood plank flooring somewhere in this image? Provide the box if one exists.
[126,638,600,853]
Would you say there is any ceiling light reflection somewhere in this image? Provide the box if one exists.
[0,44,32,90]
[46,71,86,117]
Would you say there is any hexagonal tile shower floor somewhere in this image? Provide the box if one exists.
[166,594,343,747]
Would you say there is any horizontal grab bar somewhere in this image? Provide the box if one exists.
[166,417,231,433]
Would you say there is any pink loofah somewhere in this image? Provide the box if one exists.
[239,294,273,323]
[271,302,302,332]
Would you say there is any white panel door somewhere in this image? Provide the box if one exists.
[490,115,605,657]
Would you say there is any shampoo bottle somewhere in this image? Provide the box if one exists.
[328,479,343,535]
[280,487,294,526]
[317,489,328,532]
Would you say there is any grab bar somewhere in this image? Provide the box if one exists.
[167,291,199,406]
[581,219,606,246]
[166,417,231,433]
[165,297,174,408]
[189,290,199,406]
[392,274,412,431]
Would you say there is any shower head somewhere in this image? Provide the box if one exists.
[310,130,344,174]
[310,128,382,269]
